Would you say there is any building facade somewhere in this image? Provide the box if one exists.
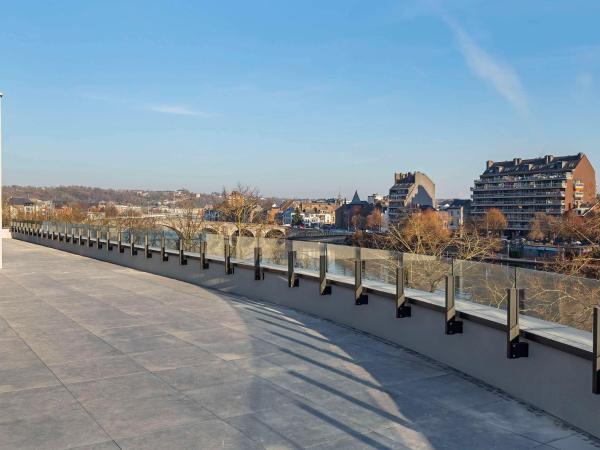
[335,191,380,230]
[471,153,596,235]
[388,172,436,222]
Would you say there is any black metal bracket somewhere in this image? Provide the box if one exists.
[144,236,152,258]
[507,288,529,359]
[354,259,368,305]
[396,266,411,318]
[288,251,299,287]
[319,254,331,295]
[130,240,138,256]
[224,241,234,275]
[179,240,188,265]
[160,237,168,261]
[445,275,463,335]
[200,241,209,270]
[593,307,599,394]
[254,247,263,280]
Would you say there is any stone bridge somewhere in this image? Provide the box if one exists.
[104,216,288,239]
[187,221,288,239]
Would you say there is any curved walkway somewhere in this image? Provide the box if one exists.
[0,239,598,449]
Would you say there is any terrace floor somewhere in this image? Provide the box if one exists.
[0,238,599,450]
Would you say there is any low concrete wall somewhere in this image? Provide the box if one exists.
[14,231,600,438]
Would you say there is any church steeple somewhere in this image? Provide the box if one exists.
[350,190,361,204]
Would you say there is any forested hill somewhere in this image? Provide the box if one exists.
[2,185,221,207]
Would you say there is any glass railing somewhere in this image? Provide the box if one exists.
[14,219,600,333]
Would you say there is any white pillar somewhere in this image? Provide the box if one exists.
[0,92,4,269]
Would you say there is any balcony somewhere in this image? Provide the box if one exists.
[5,223,600,448]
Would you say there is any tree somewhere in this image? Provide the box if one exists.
[291,207,303,226]
[51,204,87,224]
[161,198,203,250]
[365,209,383,231]
[216,184,264,236]
[104,202,119,218]
[375,210,502,293]
[482,208,507,237]
[351,211,362,230]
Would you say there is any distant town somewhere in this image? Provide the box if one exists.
[4,152,599,264]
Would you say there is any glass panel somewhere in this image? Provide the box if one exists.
[326,243,358,279]
[403,253,452,294]
[205,233,224,258]
[454,260,514,310]
[361,247,401,286]
[232,235,256,263]
[518,267,600,332]
[292,240,321,273]
[261,236,287,267]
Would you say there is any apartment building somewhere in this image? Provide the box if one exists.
[280,201,337,227]
[388,172,436,222]
[471,153,596,235]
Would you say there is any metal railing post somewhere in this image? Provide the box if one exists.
[144,234,152,258]
[199,241,209,269]
[106,230,112,251]
[179,238,187,265]
[354,257,368,305]
[594,306,599,394]
[224,238,233,274]
[96,230,102,249]
[254,246,263,280]
[287,250,299,287]
[130,233,137,256]
[118,231,124,253]
[396,260,411,318]
[160,236,168,261]
[319,243,331,295]
[87,229,93,247]
[445,274,463,334]
[507,288,528,359]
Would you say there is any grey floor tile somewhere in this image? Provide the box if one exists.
[50,355,146,384]
[0,363,61,394]
[154,360,251,391]
[0,412,110,450]
[129,346,218,371]
[67,372,177,403]
[227,399,370,448]
[116,419,262,450]
[186,376,296,418]
[468,399,576,444]
[80,393,216,439]
[547,434,600,449]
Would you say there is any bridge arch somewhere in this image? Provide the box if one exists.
[231,228,255,238]
[263,228,286,239]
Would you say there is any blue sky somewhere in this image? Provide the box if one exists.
[1,0,599,199]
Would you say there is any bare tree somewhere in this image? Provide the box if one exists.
[481,208,508,237]
[217,184,264,237]
[374,210,502,293]
[160,198,204,250]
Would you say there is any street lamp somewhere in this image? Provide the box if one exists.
[0,91,3,269]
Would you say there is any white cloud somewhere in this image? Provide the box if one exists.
[146,104,216,117]
[443,16,528,115]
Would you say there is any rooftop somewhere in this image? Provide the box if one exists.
[1,239,598,449]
